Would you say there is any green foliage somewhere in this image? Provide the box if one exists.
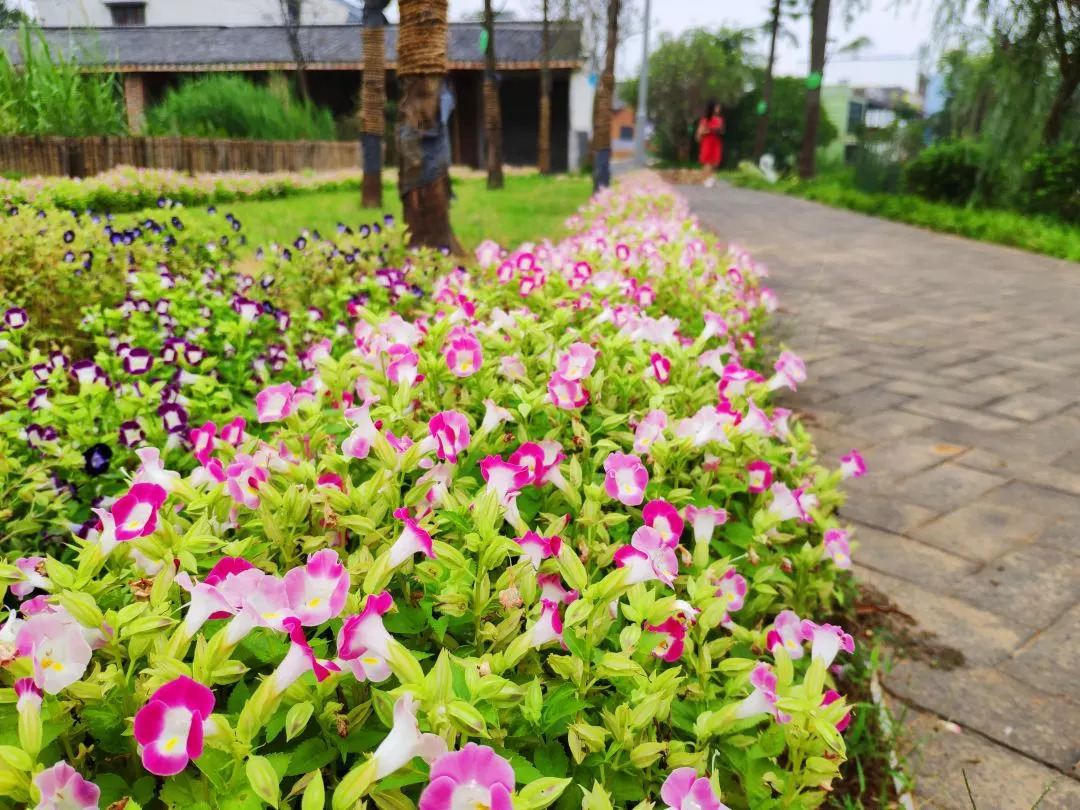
[1019,142,1080,224]
[726,76,838,171]
[0,23,127,136]
[146,74,336,140]
[901,140,994,205]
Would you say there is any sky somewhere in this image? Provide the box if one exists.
[444,0,943,93]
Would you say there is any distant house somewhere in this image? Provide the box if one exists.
[611,100,635,158]
[33,0,353,27]
[1,19,596,172]
[821,84,925,164]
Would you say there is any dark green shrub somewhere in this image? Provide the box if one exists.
[902,140,992,205]
[1020,143,1080,224]
[725,76,838,171]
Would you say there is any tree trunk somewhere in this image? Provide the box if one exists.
[592,0,620,191]
[797,0,829,180]
[483,0,505,189]
[539,0,552,174]
[360,6,387,208]
[753,0,782,163]
[1043,60,1080,144]
[397,0,459,251]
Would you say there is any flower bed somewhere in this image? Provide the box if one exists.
[0,176,864,810]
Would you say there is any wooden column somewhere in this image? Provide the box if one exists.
[124,74,147,134]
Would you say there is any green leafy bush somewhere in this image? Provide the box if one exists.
[725,77,838,171]
[901,140,992,205]
[1020,142,1080,224]
[146,74,337,141]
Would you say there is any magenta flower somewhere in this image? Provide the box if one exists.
[15,677,43,714]
[15,611,93,694]
[822,690,853,732]
[133,447,180,492]
[766,610,805,660]
[603,452,649,506]
[530,599,565,648]
[715,568,748,616]
[555,342,599,381]
[840,449,867,479]
[255,381,296,423]
[133,676,215,776]
[444,328,483,378]
[735,663,786,722]
[32,761,99,810]
[480,455,531,503]
[225,572,294,642]
[643,500,684,545]
[647,617,687,662]
[285,549,350,625]
[768,483,812,524]
[111,482,167,542]
[684,505,728,549]
[614,526,678,586]
[633,409,667,454]
[649,352,672,384]
[514,531,562,569]
[225,454,268,510]
[660,767,730,810]
[480,398,514,434]
[537,572,579,604]
[337,591,394,683]
[387,343,421,388]
[220,417,246,447]
[746,460,773,494]
[769,351,807,391]
[318,472,345,491]
[548,373,589,410]
[800,621,855,667]
[388,507,435,567]
[419,743,514,810]
[823,528,852,569]
[372,693,449,779]
[12,556,48,599]
[738,402,772,437]
[701,311,729,341]
[342,403,378,459]
[189,421,216,465]
[428,410,471,463]
[271,617,341,695]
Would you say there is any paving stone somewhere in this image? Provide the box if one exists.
[806,354,868,377]
[1004,603,1080,703]
[898,707,1080,810]
[1035,521,1080,557]
[990,481,1080,519]
[950,545,1080,633]
[815,370,887,396]
[846,409,940,441]
[887,661,1080,771]
[882,378,994,408]
[851,523,977,589]
[989,392,1075,421]
[955,374,1037,399]
[854,566,1023,666]
[838,493,938,535]
[894,463,1008,513]
[911,496,1053,563]
[899,398,1022,431]
[1052,448,1080,475]
[952,449,1080,497]
[814,388,912,419]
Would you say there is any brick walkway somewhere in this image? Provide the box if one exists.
[682,183,1080,809]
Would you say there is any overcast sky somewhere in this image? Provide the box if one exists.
[444,0,943,92]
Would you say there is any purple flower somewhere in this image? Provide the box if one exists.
[3,307,28,330]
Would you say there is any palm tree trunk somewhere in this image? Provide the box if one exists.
[592,0,620,191]
[360,1,388,208]
[538,0,552,174]
[797,0,829,180]
[397,0,458,251]
[482,0,505,189]
[753,0,782,163]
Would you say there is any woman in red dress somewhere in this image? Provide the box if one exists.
[696,100,724,170]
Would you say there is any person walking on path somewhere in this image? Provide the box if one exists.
[696,100,724,171]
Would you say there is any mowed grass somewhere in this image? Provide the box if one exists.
[138,173,594,254]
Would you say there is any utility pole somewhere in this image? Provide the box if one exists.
[633,0,651,166]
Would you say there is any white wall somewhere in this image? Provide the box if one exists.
[567,69,593,173]
[34,0,351,27]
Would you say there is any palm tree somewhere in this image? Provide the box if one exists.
[396,0,458,249]
[797,0,829,179]
[753,0,783,163]
[482,0,505,188]
[538,0,552,174]
[592,0,620,191]
[360,0,389,208]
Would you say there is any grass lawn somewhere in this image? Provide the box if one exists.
[140,173,594,254]
[728,172,1080,263]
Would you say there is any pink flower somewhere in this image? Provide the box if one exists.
[766,610,805,660]
[633,409,667,454]
[133,676,215,776]
[603,452,649,506]
[342,403,378,459]
[643,499,684,545]
[718,363,765,398]
[660,767,729,810]
[15,677,42,713]
[418,463,454,507]
[768,483,812,524]
[823,528,852,569]
[480,455,531,504]
[33,761,99,810]
[225,454,269,510]
[614,526,678,586]
[220,417,246,446]
[480,399,514,434]
[12,556,48,599]
[530,599,565,648]
[735,663,786,722]
[514,531,562,569]
[285,549,350,625]
[701,311,729,341]
[15,611,93,694]
[646,617,686,662]
[388,507,435,567]
[271,618,341,695]
[419,743,514,810]
[444,328,482,378]
[840,449,866,479]
[499,354,527,380]
[387,343,421,388]
[684,505,727,548]
[649,352,671,384]
[318,472,345,491]
[255,381,296,423]
[111,482,168,542]
[769,351,807,391]
[537,572,579,604]
[746,460,773,494]
[547,373,589,410]
[555,342,598,381]
[738,402,772,436]
[822,690,852,732]
[428,410,471,463]
[674,405,736,447]
[372,694,449,779]
[715,568,748,616]
[799,621,855,667]
[133,447,180,491]
[337,592,394,683]
[189,421,216,465]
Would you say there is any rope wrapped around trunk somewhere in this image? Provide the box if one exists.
[483,77,501,130]
[361,25,386,136]
[397,0,448,76]
[593,73,615,150]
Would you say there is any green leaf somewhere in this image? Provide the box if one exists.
[541,686,591,733]
[83,705,127,755]
[508,754,546,785]
[287,738,337,776]
[533,741,569,778]
[227,679,252,715]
